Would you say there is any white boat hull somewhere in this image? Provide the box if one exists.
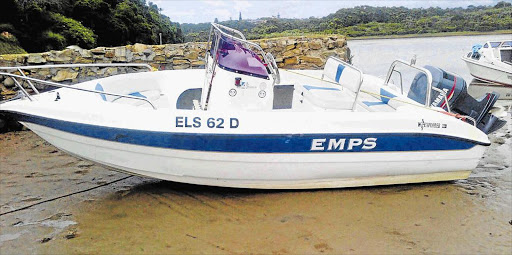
[462,56,512,86]
[22,121,483,189]
[0,53,496,189]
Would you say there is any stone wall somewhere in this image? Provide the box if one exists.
[0,35,348,101]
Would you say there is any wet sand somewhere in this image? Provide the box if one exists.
[1,115,511,254]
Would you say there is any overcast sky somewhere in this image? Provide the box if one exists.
[151,0,507,24]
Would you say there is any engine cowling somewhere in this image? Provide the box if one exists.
[410,65,505,134]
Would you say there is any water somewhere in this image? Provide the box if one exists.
[348,34,512,83]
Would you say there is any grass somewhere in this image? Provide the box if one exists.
[0,38,27,55]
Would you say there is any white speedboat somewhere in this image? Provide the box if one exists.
[462,40,512,99]
[0,24,506,189]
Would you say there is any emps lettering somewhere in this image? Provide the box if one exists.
[311,138,377,151]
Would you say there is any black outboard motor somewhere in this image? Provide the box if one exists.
[409,65,506,134]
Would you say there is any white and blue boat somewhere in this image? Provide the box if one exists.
[0,24,505,189]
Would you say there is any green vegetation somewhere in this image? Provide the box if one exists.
[0,34,27,55]
[182,2,512,42]
[1,1,509,53]
[0,0,184,53]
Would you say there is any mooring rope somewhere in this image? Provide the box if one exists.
[0,175,133,216]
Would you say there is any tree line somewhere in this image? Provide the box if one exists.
[0,0,184,53]
[182,2,512,42]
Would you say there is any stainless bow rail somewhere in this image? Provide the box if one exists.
[0,63,157,109]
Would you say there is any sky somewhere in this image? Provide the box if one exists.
[150,0,508,24]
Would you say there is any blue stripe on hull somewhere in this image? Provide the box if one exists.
[11,112,487,153]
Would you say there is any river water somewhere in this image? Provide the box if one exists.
[349,34,511,82]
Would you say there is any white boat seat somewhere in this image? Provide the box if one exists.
[322,58,362,94]
[300,84,354,109]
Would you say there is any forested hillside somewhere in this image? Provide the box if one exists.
[0,0,184,53]
[1,1,510,54]
[182,2,512,42]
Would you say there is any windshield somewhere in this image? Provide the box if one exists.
[490,42,501,48]
[211,34,269,79]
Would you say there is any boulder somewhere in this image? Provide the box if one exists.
[90,47,106,55]
[299,56,324,66]
[3,77,15,88]
[27,54,46,64]
[132,43,148,53]
[284,57,298,65]
[52,70,78,82]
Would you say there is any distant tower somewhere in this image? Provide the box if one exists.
[277,13,280,19]
[214,17,219,23]
[239,12,242,21]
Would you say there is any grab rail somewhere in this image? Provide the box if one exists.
[0,72,157,109]
[384,59,452,113]
[0,63,152,71]
[324,56,364,111]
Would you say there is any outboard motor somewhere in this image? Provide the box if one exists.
[409,65,506,134]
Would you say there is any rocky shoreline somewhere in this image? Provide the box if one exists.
[0,35,348,101]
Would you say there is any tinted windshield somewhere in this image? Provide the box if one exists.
[213,35,269,79]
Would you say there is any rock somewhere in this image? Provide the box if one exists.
[3,77,15,88]
[190,60,205,67]
[142,48,153,56]
[132,43,148,53]
[101,67,118,76]
[335,38,346,47]
[73,57,94,64]
[48,50,72,63]
[27,53,46,64]
[285,43,296,51]
[185,51,199,60]
[490,136,506,145]
[284,57,299,65]
[90,47,106,54]
[309,40,323,50]
[52,70,78,82]
[173,64,191,70]
[153,55,166,62]
[283,48,301,58]
[0,53,28,63]
[165,48,184,58]
[327,39,336,49]
[173,58,190,65]
[105,50,115,58]
[40,237,52,243]
[299,56,324,66]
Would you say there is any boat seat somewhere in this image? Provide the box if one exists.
[299,84,354,110]
[322,58,362,94]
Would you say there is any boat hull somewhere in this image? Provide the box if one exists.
[462,56,512,87]
[22,121,483,189]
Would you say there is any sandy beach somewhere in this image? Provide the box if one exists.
[0,114,511,254]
